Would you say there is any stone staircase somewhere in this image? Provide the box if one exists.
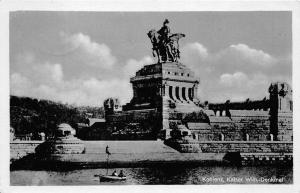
[163,97,202,114]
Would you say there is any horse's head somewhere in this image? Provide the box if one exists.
[148,29,160,43]
[147,29,156,39]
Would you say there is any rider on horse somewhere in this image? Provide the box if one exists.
[157,19,171,47]
[147,19,185,63]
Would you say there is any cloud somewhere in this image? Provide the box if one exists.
[10,61,64,91]
[123,56,154,78]
[216,72,270,102]
[10,34,292,106]
[219,72,248,87]
[219,44,276,67]
[61,32,117,69]
[10,70,132,106]
[211,44,278,76]
[32,63,63,85]
[10,36,155,106]
[181,42,291,102]
[182,42,208,59]
[181,43,210,77]
[182,43,279,75]
[219,71,269,91]
[10,73,32,96]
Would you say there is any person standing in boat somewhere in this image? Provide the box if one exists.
[105,145,111,176]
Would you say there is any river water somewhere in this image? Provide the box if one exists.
[11,165,292,185]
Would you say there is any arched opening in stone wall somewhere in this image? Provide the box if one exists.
[269,134,274,141]
[219,133,224,141]
[245,133,250,141]
[175,86,180,101]
[216,111,220,116]
[182,87,187,101]
[169,86,174,100]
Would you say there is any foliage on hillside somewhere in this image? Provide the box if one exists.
[10,95,104,137]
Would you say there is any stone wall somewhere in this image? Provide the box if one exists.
[186,110,273,142]
[224,110,270,141]
[10,141,42,161]
[240,152,293,166]
[208,99,270,112]
[277,112,293,141]
[105,109,162,140]
[198,141,293,153]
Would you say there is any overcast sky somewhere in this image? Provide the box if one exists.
[10,11,292,106]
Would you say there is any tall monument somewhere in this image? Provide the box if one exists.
[108,19,203,139]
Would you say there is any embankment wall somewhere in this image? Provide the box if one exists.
[10,141,42,161]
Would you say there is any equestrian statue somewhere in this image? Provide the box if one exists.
[147,19,185,63]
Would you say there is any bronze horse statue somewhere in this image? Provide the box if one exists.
[147,29,185,63]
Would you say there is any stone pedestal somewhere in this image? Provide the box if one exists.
[35,123,85,155]
[117,62,203,139]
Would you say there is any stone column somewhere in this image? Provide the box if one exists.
[158,85,162,96]
[191,86,195,100]
[194,84,198,99]
[185,87,192,103]
[164,84,169,98]
[188,87,193,101]
[182,87,188,102]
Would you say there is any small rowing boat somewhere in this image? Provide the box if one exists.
[95,174,127,182]
[95,145,127,182]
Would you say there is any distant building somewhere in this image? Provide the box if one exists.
[76,118,106,140]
